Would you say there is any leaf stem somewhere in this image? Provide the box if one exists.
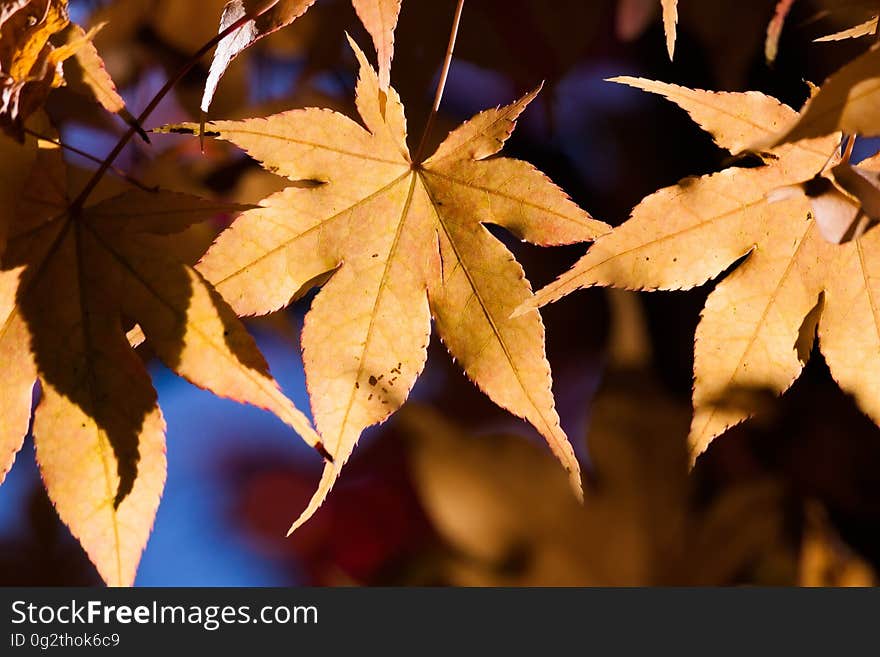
[413,0,465,163]
[68,9,265,211]
[842,134,856,164]
[24,128,158,193]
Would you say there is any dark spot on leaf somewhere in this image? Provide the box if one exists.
[315,442,334,462]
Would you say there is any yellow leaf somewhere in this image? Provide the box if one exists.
[524,80,875,459]
[689,218,826,454]
[160,38,607,531]
[0,134,320,585]
[34,352,167,588]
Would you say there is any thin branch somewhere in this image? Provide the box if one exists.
[842,133,856,164]
[413,0,465,164]
[24,128,158,193]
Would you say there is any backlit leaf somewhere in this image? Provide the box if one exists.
[160,38,607,531]
[523,79,872,459]
[0,134,320,585]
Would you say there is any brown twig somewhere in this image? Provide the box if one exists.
[413,0,466,164]
[842,133,856,164]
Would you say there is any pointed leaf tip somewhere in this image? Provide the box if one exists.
[287,463,338,536]
[661,0,678,59]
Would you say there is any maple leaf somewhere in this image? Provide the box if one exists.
[202,0,402,114]
[158,38,607,532]
[519,78,880,460]
[0,128,321,586]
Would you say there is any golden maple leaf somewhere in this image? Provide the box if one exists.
[159,38,608,532]
[202,0,402,114]
[518,78,880,460]
[0,127,320,586]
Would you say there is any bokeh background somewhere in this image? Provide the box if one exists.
[2,0,879,586]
